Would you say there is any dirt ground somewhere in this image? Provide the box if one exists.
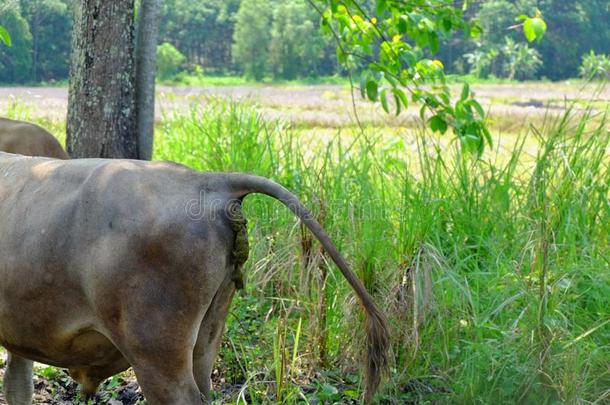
[0,349,137,404]
[0,351,238,404]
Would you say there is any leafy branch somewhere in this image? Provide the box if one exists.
[316,0,546,155]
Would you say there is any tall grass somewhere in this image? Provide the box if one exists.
[155,99,610,404]
[0,83,606,404]
[2,96,608,403]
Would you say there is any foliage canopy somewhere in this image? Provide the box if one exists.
[318,0,494,151]
[1,0,608,84]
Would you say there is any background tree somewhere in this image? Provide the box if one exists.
[446,0,608,81]
[0,2,32,83]
[159,0,240,73]
[2,0,609,84]
[66,0,138,158]
[66,0,162,160]
[135,0,162,160]
[501,37,542,80]
[533,0,588,80]
[3,0,605,158]
[464,0,521,78]
[232,0,271,80]
[583,0,610,54]
[20,0,72,82]
[156,42,185,80]
[269,0,328,79]
[579,51,610,81]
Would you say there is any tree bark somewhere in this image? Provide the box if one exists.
[135,0,161,160]
[66,0,137,159]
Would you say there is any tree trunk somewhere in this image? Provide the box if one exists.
[66,0,137,159]
[31,7,38,83]
[135,0,161,160]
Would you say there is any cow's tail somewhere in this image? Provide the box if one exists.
[220,173,389,403]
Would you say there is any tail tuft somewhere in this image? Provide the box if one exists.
[364,303,390,404]
[220,173,390,403]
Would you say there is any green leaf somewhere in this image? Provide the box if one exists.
[380,88,390,113]
[336,47,347,64]
[393,93,402,116]
[376,0,387,16]
[321,0,493,153]
[393,88,409,111]
[366,79,379,101]
[401,50,418,67]
[460,83,470,102]
[468,99,486,119]
[523,17,547,43]
[397,15,409,34]
[532,18,547,41]
[428,32,439,54]
[482,125,493,148]
[429,115,448,134]
[467,22,482,38]
[384,73,397,87]
[344,389,360,399]
[0,26,11,46]
[442,17,453,33]
[461,133,483,156]
[454,100,470,120]
[320,383,339,399]
[523,20,536,42]
[360,74,368,99]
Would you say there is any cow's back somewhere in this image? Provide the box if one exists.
[0,154,216,274]
[0,154,232,293]
[0,154,234,367]
[0,117,69,159]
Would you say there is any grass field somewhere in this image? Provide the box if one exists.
[0,83,609,404]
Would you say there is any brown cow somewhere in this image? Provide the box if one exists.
[0,117,69,159]
[0,153,388,405]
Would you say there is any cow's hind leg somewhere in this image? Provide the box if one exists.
[193,276,237,399]
[114,328,203,405]
[3,352,33,405]
[106,288,208,404]
[110,322,204,405]
[130,360,203,405]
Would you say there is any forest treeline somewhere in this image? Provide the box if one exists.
[0,0,609,84]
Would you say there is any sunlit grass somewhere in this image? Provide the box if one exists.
[154,100,610,403]
[159,73,350,87]
[2,95,609,403]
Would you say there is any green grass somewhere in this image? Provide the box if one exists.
[161,71,579,87]
[154,101,610,403]
[2,97,609,404]
[161,73,253,87]
[445,74,587,86]
[3,100,67,145]
[446,74,522,85]
[159,73,350,87]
